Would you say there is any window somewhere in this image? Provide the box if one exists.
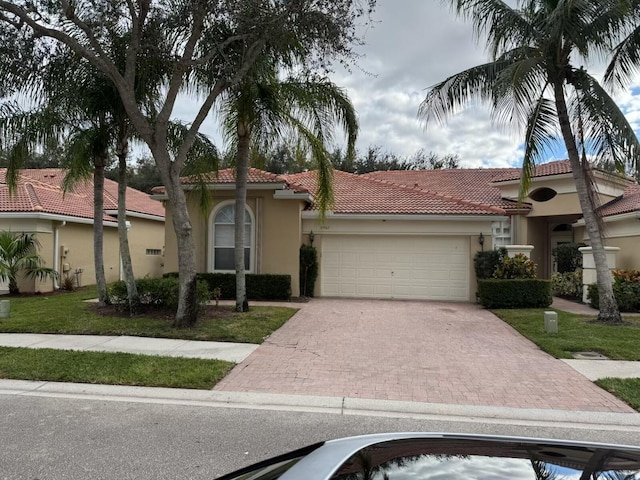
[529,187,557,202]
[146,249,162,256]
[211,203,253,272]
[492,220,511,248]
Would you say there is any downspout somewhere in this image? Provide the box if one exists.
[53,221,66,289]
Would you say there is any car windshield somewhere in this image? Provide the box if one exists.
[329,438,640,480]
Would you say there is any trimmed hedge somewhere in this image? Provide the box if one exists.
[474,248,507,279]
[587,282,640,312]
[477,279,552,309]
[299,245,318,297]
[109,277,210,311]
[163,273,291,301]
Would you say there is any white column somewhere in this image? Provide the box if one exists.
[578,246,620,303]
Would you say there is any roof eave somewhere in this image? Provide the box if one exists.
[301,212,509,221]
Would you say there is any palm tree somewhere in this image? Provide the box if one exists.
[0,232,58,294]
[218,62,358,311]
[419,0,640,324]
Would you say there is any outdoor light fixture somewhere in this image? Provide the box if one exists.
[478,232,485,251]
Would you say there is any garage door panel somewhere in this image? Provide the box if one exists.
[321,235,470,301]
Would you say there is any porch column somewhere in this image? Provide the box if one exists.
[505,245,534,258]
[578,246,620,303]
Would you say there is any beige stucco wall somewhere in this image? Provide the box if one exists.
[164,189,306,297]
[127,217,165,278]
[574,217,640,270]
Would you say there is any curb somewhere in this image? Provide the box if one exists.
[2,379,640,431]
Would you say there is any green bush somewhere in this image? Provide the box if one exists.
[109,277,210,311]
[163,273,291,301]
[474,248,507,279]
[299,244,318,297]
[551,269,582,300]
[588,270,640,312]
[552,242,584,273]
[494,253,537,279]
[477,279,552,308]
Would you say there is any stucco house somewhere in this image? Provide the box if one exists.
[154,160,640,301]
[0,168,165,293]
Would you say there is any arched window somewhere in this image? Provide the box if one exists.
[210,202,254,272]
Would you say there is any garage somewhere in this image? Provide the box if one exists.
[321,235,470,301]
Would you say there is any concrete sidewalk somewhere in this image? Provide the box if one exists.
[0,333,257,363]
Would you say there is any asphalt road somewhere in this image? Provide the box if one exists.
[1,395,639,480]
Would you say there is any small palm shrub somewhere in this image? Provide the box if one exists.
[494,253,536,279]
[0,231,58,294]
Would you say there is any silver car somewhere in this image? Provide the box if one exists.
[217,433,640,480]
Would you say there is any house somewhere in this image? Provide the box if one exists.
[0,168,165,293]
[154,160,639,302]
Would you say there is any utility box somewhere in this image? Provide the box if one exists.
[544,311,558,333]
[0,300,10,318]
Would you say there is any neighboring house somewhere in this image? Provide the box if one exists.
[0,168,165,293]
[153,160,640,302]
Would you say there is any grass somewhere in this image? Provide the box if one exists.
[492,308,640,360]
[0,346,234,389]
[596,378,640,411]
[0,287,297,344]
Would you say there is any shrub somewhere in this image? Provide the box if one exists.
[164,273,291,301]
[588,270,640,312]
[109,277,210,311]
[494,253,536,279]
[477,279,552,308]
[474,248,507,279]
[61,274,75,291]
[551,269,582,300]
[552,243,584,273]
[299,245,319,297]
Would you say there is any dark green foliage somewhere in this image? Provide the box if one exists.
[494,253,537,279]
[588,270,640,312]
[477,279,552,308]
[551,270,582,300]
[109,277,210,311]
[299,244,318,297]
[164,273,291,301]
[474,248,507,279]
[552,243,584,273]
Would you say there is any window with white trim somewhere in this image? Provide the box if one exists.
[492,220,511,248]
[212,203,253,271]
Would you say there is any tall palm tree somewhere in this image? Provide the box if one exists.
[218,62,358,311]
[419,0,640,324]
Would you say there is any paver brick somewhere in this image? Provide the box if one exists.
[214,299,633,413]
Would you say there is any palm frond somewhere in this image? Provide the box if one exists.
[603,22,640,90]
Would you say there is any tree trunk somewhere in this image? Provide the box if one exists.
[151,147,199,327]
[94,152,110,306]
[553,80,622,324]
[116,127,140,315]
[235,122,250,312]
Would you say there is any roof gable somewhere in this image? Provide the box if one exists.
[0,168,164,221]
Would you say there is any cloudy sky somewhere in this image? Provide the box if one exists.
[180,1,640,169]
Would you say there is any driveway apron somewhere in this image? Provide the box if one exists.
[214,299,633,412]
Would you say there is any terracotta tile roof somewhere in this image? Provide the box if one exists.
[283,170,506,215]
[181,168,284,185]
[362,168,524,211]
[599,185,640,217]
[492,160,574,182]
[0,168,164,221]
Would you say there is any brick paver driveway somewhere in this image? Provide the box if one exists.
[214,299,633,412]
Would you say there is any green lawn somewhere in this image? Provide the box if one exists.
[493,307,640,411]
[0,288,297,344]
[596,378,640,411]
[0,346,233,389]
[492,308,640,360]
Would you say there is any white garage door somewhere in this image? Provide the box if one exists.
[321,235,469,301]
